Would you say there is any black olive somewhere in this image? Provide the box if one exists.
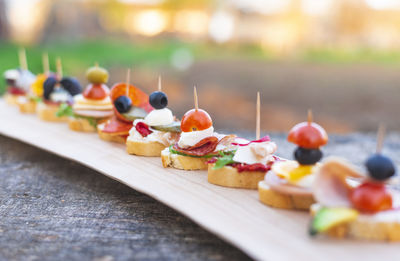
[149,91,168,109]
[60,77,82,96]
[43,76,58,100]
[294,147,322,165]
[114,95,132,113]
[366,154,396,181]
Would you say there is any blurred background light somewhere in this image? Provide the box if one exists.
[208,11,235,43]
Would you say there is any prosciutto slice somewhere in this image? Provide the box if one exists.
[173,137,219,157]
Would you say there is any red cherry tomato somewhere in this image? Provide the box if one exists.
[350,182,393,213]
[181,109,212,132]
[83,84,109,100]
[287,122,328,149]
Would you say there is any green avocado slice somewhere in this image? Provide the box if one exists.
[309,207,358,236]
[151,121,181,133]
[122,107,148,121]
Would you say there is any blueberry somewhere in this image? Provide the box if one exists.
[366,154,396,181]
[43,76,58,100]
[60,77,82,96]
[149,91,168,109]
[294,147,322,165]
[114,95,132,113]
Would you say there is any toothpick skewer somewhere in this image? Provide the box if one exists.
[42,52,49,74]
[19,48,28,70]
[56,57,63,79]
[376,123,386,154]
[158,75,162,92]
[256,92,260,140]
[95,62,99,67]
[307,109,313,124]
[194,86,198,111]
[126,68,131,97]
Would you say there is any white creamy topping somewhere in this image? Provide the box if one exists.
[17,96,28,104]
[127,119,177,146]
[73,94,113,110]
[4,69,19,80]
[233,141,277,165]
[144,108,174,126]
[294,174,315,188]
[50,88,71,103]
[16,70,35,91]
[177,126,214,148]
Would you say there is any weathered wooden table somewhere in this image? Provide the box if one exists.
[0,135,250,261]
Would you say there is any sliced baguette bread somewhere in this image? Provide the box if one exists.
[68,117,97,132]
[258,180,315,210]
[97,123,127,144]
[18,100,36,114]
[4,93,20,105]
[208,163,266,189]
[126,139,166,157]
[161,147,208,170]
[310,204,400,241]
[36,103,68,122]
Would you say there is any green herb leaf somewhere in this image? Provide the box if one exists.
[56,103,74,118]
[213,150,236,170]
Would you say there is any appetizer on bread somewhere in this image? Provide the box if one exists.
[310,126,400,241]
[98,69,152,143]
[161,87,235,170]
[258,110,328,210]
[3,48,35,106]
[61,64,113,132]
[126,77,181,156]
[17,53,52,114]
[37,58,82,122]
[207,93,278,189]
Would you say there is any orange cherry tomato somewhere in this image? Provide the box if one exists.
[181,109,212,132]
[83,84,109,100]
[287,122,328,149]
[350,182,392,213]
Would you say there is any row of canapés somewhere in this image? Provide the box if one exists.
[3,50,399,242]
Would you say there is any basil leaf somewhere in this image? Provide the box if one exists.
[56,103,74,118]
[213,150,236,170]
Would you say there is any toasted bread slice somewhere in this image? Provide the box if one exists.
[161,148,208,170]
[310,204,400,241]
[18,99,36,114]
[208,163,266,189]
[97,123,127,144]
[126,139,166,157]
[68,117,97,132]
[4,93,20,105]
[36,102,68,122]
[258,180,315,210]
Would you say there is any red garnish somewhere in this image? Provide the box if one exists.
[8,87,25,95]
[232,135,270,146]
[102,116,133,134]
[173,136,219,156]
[135,122,153,137]
[350,181,393,213]
[231,161,274,173]
[287,122,328,149]
[83,83,109,100]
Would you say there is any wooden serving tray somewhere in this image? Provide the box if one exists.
[0,99,397,261]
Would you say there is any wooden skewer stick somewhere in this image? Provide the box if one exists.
[42,52,49,74]
[194,86,198,111]
[95,62,99,67]
[56,57,63,79]
[376,123,386,154]
[126,68,131,97]
[307,109,313,124]
[19,48,28,70]
[256,92,260,140]
[158,75,162,92]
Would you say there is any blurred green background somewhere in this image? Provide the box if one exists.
[2,0,400,133]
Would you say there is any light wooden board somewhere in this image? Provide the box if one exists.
[0,99,398,261]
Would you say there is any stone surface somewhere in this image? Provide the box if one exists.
[1,132,400,261]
